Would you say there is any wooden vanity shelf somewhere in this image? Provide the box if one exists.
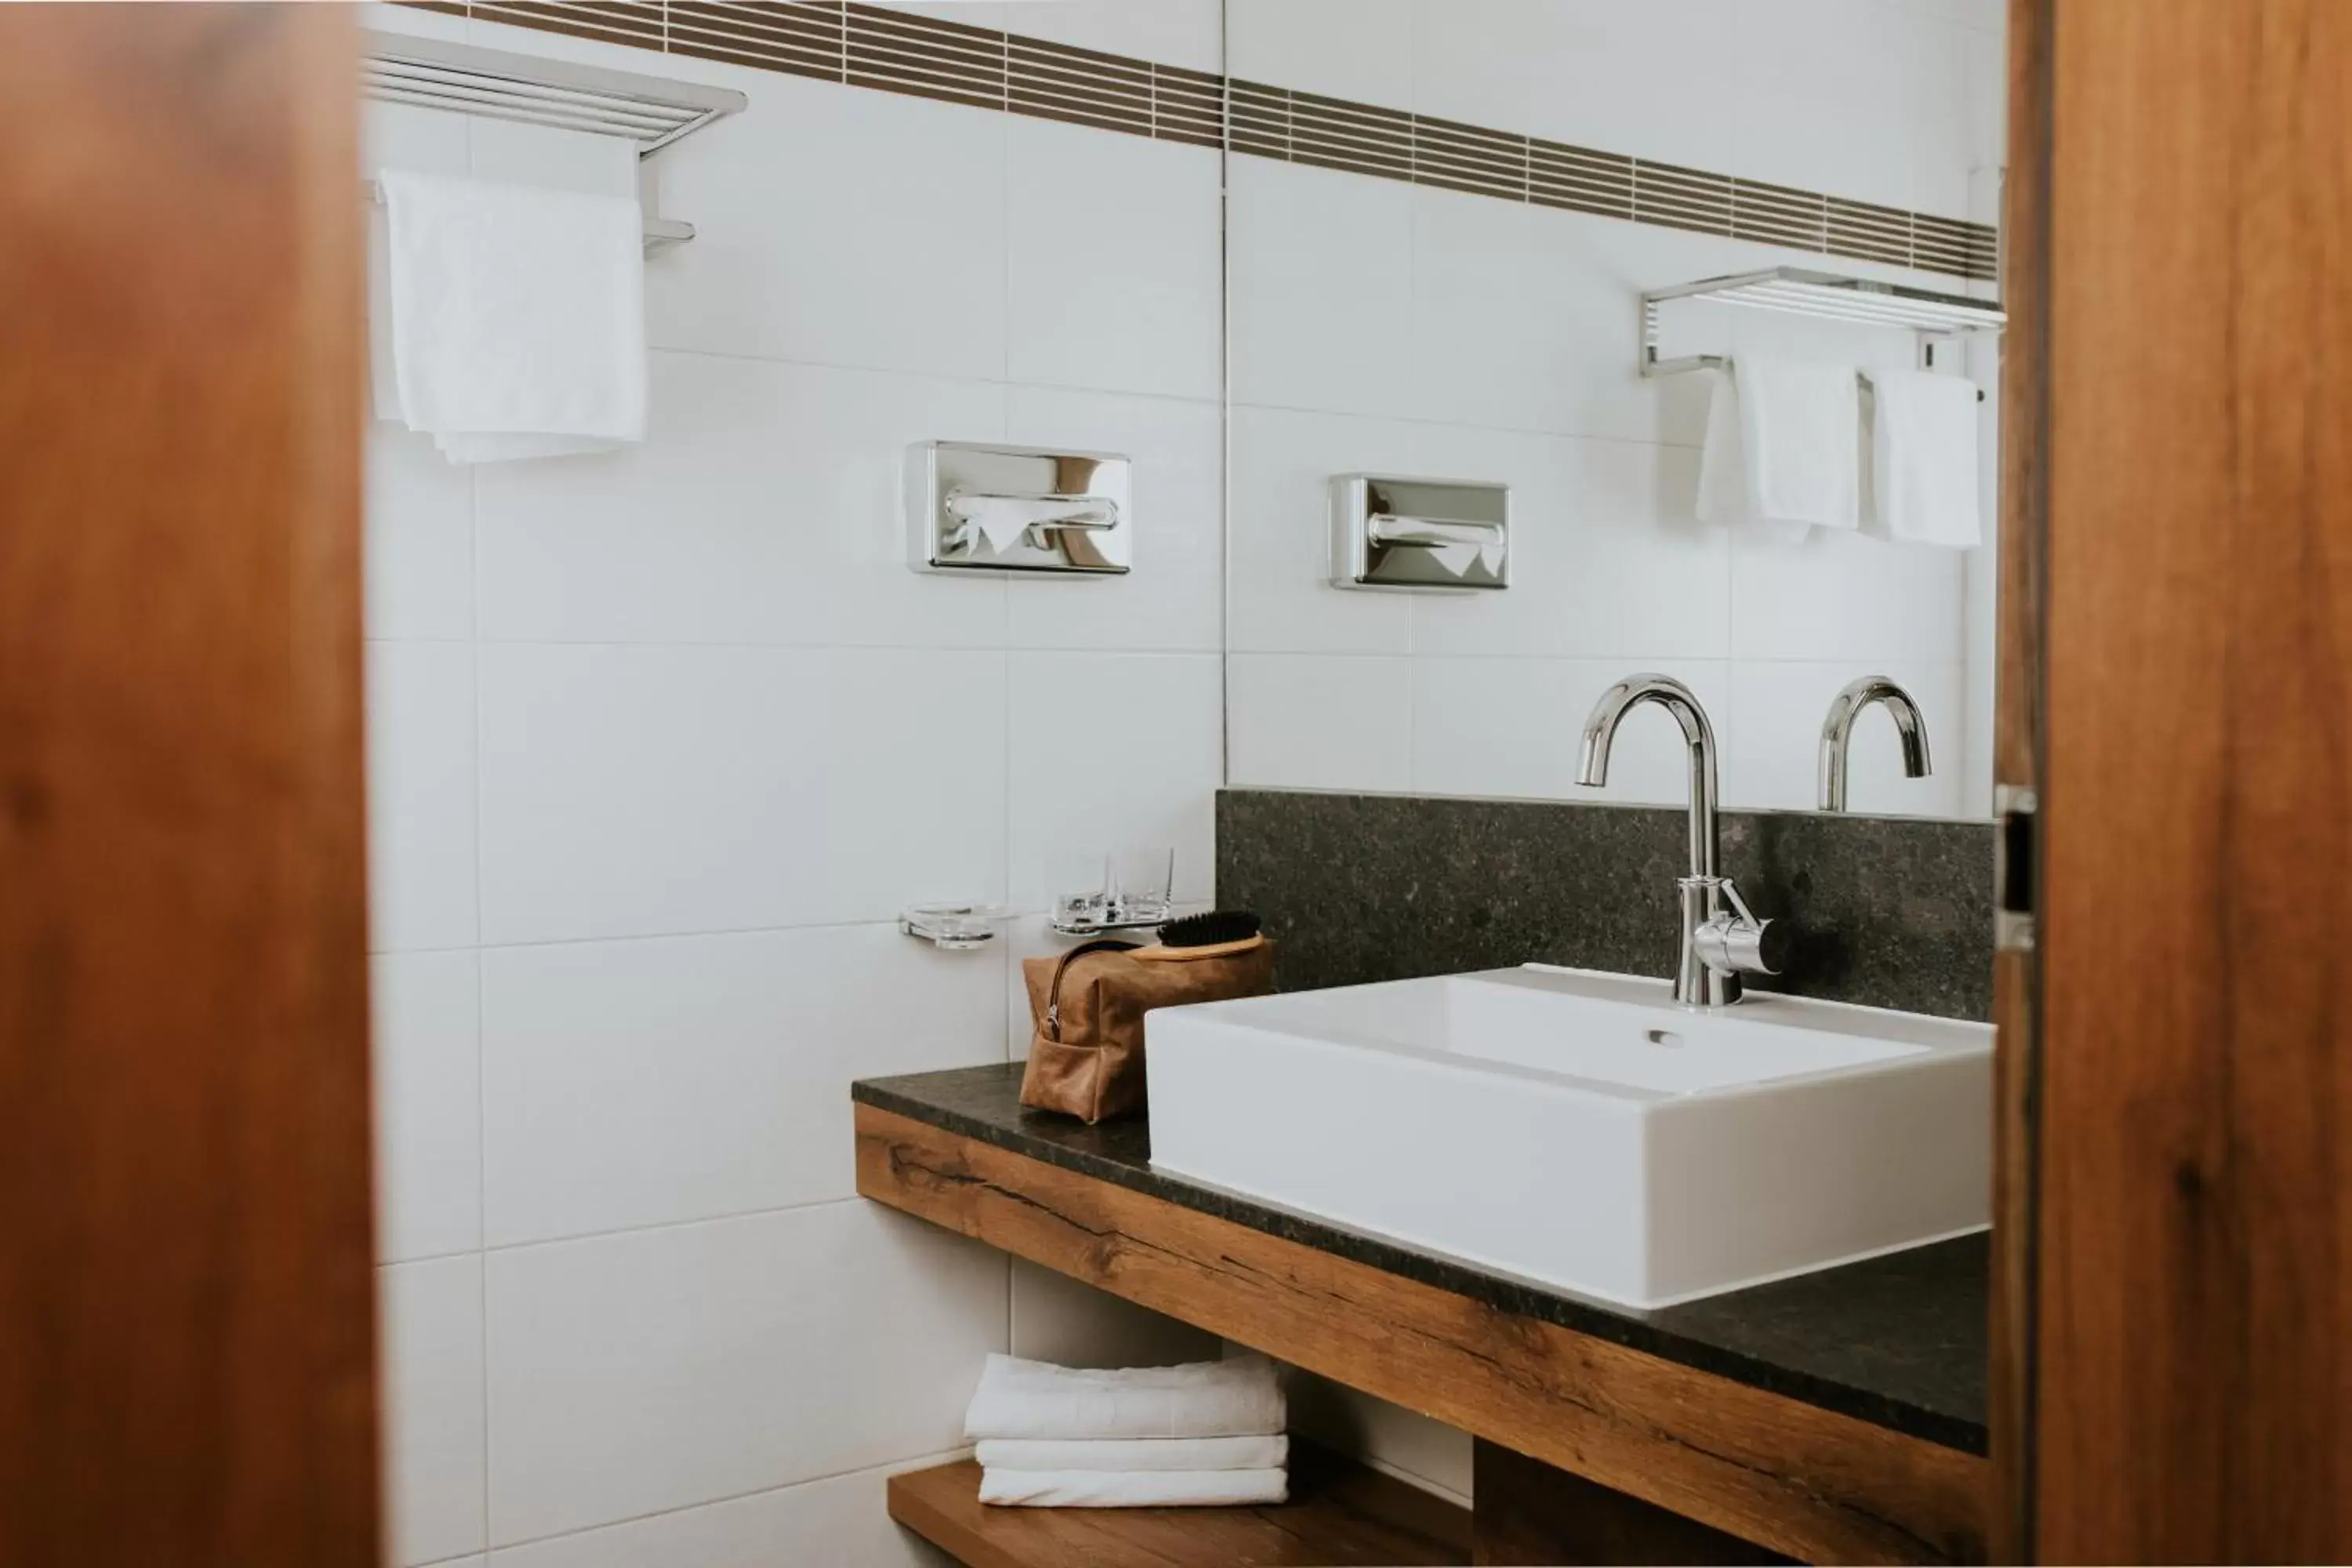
[855,1069,1991,1566]
[887,1442,1471,1568]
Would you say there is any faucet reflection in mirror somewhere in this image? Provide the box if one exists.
[1576,675,1791,1007]
[1817,675,1934,811]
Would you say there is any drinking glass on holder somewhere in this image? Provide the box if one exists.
[1105,845,1175,927]
[1050,848,1109,931]
[1050,846,1175,932]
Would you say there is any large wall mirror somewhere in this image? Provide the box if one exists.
[1220,0,2006,822]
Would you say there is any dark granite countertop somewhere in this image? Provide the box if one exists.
[855,1062,1989,1457]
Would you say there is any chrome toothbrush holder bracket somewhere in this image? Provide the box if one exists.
[898,903,1016,950]
[908,441,1133,575]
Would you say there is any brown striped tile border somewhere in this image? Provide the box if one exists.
[391,0,2000,282]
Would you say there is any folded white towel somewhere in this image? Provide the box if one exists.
[975,1435,1289,1473]
[1867,368,1982,547]
[978,1468,1290,1508]
[1696,358,1862,543]
[378,169,647,465]
[963,1354,1284,1442]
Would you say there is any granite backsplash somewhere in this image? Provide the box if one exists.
[1217,789,1995,1022]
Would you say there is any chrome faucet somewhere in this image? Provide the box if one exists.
[1817,675,1933,811]
[1577,675,1788,1007]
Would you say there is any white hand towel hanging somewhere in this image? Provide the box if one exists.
[378,169,647,464]
[1696,370,1809,544]
[1866,368,1982,547]
[1695,358,1862,542]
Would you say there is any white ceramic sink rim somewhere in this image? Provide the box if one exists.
[1143,964,1994,1309]
[1201,963,1988,1103]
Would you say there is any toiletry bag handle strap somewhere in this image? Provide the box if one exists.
[1044,939,1140,1040]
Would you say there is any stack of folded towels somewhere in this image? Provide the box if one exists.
[963,1352,1289,1508]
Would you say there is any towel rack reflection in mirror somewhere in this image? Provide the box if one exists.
[359,28,746,249]
[1640,266,2005,389]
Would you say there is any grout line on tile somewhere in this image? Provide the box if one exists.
[479,1446,975,1558]
[648,340,1227,414]
[460,634,1224,657]
[481,1192,918,1258]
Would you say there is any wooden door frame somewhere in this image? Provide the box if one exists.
[1994,1,2352,1558]
[0,8,377,1565]
[1987,1,2049,1557]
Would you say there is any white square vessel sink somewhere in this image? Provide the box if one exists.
[1144,965,1992,1308]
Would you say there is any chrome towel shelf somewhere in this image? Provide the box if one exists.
[360,28,746,247]
[1640,265,2005,379]
[361,179,695,252]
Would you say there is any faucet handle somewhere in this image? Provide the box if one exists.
[1693,880,1791,978]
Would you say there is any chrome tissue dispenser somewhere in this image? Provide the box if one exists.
[1330,474,1511,591]
[908,441,1133,576]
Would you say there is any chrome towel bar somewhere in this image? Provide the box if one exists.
[360,29,745,249]
[361,179,695,252]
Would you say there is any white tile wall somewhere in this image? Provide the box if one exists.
[479,925,1004,1247]
[1227,0,1414,104]
[381,1256,488,1566]
[1284,1369,1473,1508]
[365,641,479,953]
[474,642,1011,944]
[374,951,484,1263]
[361,5,1229,1560]
[474,354,1010,650]
[1008,0,1221,72]
[1006,118,1222,401]
[1004,387,1223,652]
[483,1205,1004,1546]
[485,1461,958,1568]
[1409,0,1741,174]
[1008,1261,1222,1370]
[647,75,1009,378]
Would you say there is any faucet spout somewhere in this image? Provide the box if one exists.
[1817,675,1933,811]
[1577,674,1720,880]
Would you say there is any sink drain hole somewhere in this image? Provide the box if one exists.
[1646,1028,1683,1049]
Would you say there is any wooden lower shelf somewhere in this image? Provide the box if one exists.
[887,1443,1471,1568]
[855,1102,1986,1564]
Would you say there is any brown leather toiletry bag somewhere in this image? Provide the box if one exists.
[1019,933,1274,1123]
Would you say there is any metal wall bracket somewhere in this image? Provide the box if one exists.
[1330,474,1511,592]
[908,443,1133,575]
[1994,782,2038,953]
